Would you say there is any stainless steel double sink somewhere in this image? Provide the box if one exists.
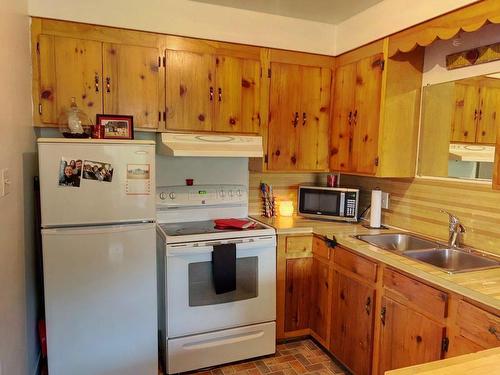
[355,233,500,273]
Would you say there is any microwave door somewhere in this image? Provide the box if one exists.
[300,188,342,216]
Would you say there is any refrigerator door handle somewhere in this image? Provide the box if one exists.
[42,222,156,235]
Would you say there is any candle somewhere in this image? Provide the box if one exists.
[279,201,294,217]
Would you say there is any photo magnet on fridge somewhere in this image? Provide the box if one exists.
[82,160,114,182]
[58,157,82,187]
[126,164,151,195]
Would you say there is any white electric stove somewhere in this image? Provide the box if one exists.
[156,184,276,374]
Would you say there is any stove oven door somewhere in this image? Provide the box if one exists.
[166,235,276,338]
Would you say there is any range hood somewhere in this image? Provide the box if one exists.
[157,133,263,157]
[449,143,495,163]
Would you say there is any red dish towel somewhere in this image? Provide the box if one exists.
[214,218,256,230]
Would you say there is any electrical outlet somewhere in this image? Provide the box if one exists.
[0,168,10,198]
[381,192,390,209]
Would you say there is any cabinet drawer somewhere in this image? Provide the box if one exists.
[286,236,313,254]
[383,269,448,320]
[456,300,500,348]
[312,236,331,260]
[334,247,377,282]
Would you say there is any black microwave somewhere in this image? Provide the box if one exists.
[298,186,359,222]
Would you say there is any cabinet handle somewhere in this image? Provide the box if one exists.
[380,306,386,325]
[95,74,99,93]
[365,296,371,315]
[302,112,307,126]
[106,77,111,93]
[348,111,352,125]
[209,87,214,101]
[293,112,299,127]
[218,87,222,102]
[353,110,358,125]
[489,326,500,340]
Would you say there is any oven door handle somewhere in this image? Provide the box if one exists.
[166,236,276,256]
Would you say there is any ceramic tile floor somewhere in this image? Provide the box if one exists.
[186,339,348,375]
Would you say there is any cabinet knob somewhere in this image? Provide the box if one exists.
[365,296,371,315]
[106,77,111,93]
[380,306,386,325]
[293,112,299,127]
[218,87,222,102]
[302,112,307,126]
[209,87,214,101]
[489,326,500,340]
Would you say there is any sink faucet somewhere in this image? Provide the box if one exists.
[440,210,466,248]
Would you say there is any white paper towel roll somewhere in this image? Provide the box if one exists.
[370,189,382,228]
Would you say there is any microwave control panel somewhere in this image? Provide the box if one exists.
[344,192,358,217]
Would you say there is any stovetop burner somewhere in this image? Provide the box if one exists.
[158,219,268,237]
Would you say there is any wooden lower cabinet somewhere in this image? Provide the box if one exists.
[330,270,375,375]
[310,256,331,344]
[284,257,312,332]
[378,296,446,374]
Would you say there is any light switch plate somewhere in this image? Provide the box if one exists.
[0,168,10,198]
[381,192,390,209]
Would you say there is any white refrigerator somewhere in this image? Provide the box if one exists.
[38,138,158,375]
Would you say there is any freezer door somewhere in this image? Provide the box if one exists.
[38,141,155,226]
[42,223,157,375]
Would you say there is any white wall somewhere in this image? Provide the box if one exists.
[0,1,38,375]
[335,0,479,54]
[28,0,336,55]
[422,23,500,86]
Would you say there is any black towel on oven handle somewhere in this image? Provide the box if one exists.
[212,243,237,294]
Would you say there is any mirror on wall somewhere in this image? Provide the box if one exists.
[418,73,500,181]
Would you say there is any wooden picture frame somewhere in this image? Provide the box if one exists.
[96,114,134,139]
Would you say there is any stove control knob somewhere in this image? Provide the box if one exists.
[169,192,176,200]
[219,190,226,197]
[228,190,234,197]
[236,189,242,197]
[159,192,167,200]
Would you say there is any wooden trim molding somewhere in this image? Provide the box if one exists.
[388,0,500,57]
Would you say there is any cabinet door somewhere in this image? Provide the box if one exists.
[297,66,331,171]
[213,56,261,134]
[38,35,102,125]
[103,44,160,129]
[476,86,500,144]
[451,83,478,143]
[379,296,446,374]
[351,54,383,175]
[330,62,356,172]
[268,63,301,170]
[284,258,312,332]
[165,50,214,131]
[330,271,375,375]
[310,257,330,343]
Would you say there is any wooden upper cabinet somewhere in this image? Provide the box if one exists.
[165,50,214,132]
[165,50,261,134]
[378,296,446,374]
[451,83,479,143]
[213,56,261,134]
[38,35,102,125]
[330,270,375,375]
[450,82,499,144]
[268,62,301,171]
[351,54,383,174]
[103,43,160,129]
[268,62,331,171]
[476,86,500,144]
[330,63,356,171]
[330,53,383,175]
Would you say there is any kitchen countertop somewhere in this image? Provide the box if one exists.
[385,347,500,374]
[252,215,500,312]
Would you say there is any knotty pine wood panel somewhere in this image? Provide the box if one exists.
[103,43,160,129]
[165,50,214,131]
[248,172,328,216]
[341,175,500,256]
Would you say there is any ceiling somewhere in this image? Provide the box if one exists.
[190,0,384,24]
